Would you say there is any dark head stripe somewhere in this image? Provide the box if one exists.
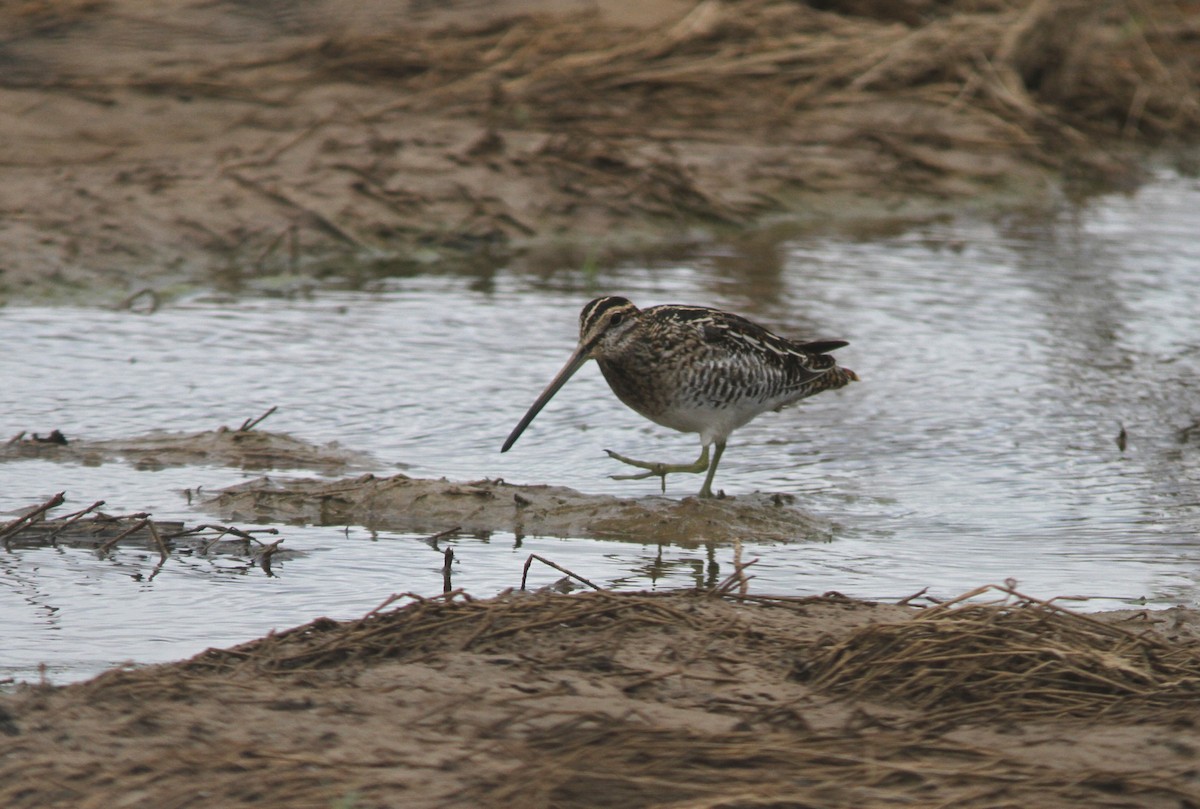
[580,295,633,332]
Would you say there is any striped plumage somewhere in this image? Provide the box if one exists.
[502,295,857,498]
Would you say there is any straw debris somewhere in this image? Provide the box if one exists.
[3,587,1200,808]
[325,0,1199,162]
[3,1,1198,300]
[797,582,1200,723]
[178,590,730,678]
[0,493,291,566]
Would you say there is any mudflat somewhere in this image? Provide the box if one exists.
[2,0,1196,302]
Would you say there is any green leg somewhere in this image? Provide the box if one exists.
[697,441,726,499]
[605,442,728,498]
[605,445,711,494]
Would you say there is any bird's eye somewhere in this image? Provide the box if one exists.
[609,313,623,326]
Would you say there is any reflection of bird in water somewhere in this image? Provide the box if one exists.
[501,295,858,498]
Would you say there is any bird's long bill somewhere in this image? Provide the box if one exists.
[500,341,593,453]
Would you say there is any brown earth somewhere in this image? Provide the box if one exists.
[4,426,833,542]
[210,472,836,544]
[2,585,1200,808]
[2,425,375,473]
[2,0,1198,302]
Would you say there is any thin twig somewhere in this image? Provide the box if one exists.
[422,525,461,549]
[0,492,66,545]
[238,406,278,432]
[116,287,160,314]
[709,558,759,597]
[896,586,930,606]
[97,518,151,555]
[521,554,601,591]
[146,519,170,562]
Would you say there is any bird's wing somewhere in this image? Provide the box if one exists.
[690,310,844,378]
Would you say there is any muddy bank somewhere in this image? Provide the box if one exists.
[3,424,374,473]
[209,472,835,544]
[4,423,835,543]
[1,0,1198,302]
[2,585,1199,808]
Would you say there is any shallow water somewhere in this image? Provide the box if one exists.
[2,170,1199,683]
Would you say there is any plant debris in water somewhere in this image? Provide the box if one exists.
[0,493,293,571]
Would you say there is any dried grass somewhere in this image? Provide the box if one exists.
[177,589,717,677]
[797,582,1200,723]
[0,494,285,566]
[9,586,1200,808]
[8,0,1194,251]
[84,582,1200,731]
[321,0,1200,146]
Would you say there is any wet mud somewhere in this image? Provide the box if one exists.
[210,473,834,544]
[2,586,1200,808]
[1,0,1197,302]
[5,425,833,543]
[2,425,375,473]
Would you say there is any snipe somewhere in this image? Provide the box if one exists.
[501,296,857,498]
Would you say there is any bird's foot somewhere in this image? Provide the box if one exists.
[605,447,710,494]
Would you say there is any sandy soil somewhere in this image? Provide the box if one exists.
[2,586,1200,808]
[2,0,1197,302]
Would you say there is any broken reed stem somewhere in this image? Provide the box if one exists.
[97,518,151,555]
[44,499,106,541]
[364,593,407,617]
[191,524,280,550]
[360,590,469,621]
[922,581,1161,648]
[146,519,170,562]
[116,287,160,314]
[520,554,601,591]
[442,547,455,594]
[709,557,759,597]
[160,524,223,540]
[0,491,66,545]
[733,537,744,594]
[238,405,278,432]
[896,586,930,606]
[224,171,368,249]
[423,525,461,547]
[258,538,284,574]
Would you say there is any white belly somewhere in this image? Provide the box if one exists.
[642,399,784,447]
